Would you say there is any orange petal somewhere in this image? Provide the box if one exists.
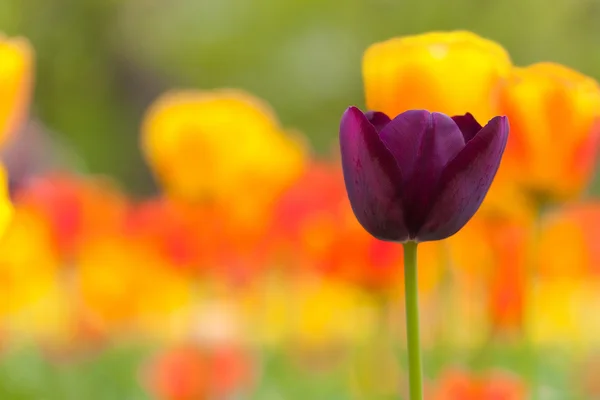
[498,63,600,201]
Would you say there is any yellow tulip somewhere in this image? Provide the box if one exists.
[0,208,68,343]
[0,34,33,146]
[363,31,512,122]
[498,63,600,203]
[0,165,12,236]
[141,89,306,224]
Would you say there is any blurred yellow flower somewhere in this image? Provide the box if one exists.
[0,34,33,147]
[529,203,600,348]
[77,236,193,338]
[498,63,600,203]
[241,276,377,349]
[0,165,13,236]
[528,278,600,350]
[0,208,68,343]
[141,89,306,224]
[291,278,376,349]
[363,31,511,122]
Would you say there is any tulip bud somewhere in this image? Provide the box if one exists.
[339,107,508,242]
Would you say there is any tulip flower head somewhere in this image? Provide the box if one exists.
[499,63,600,203]
[339,107,508,243]
[363,31,511,123]
[0,34,34,147]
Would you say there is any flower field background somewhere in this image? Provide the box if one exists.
[1,1,600,399]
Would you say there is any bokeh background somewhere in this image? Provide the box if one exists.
[3,0,600,193]
[1,0,600,399]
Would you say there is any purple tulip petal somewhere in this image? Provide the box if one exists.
[340,107,409,242]
[452,113,483,142]
[416,116,509,242]
[379,111,466,235]
[365,111,392,132]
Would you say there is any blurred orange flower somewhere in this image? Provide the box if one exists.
[126,198,204,272]
[538,202,600,278]
[0,34,33,147]
[529,202,600,347]
[272,162,442,292]
[486,220,527,333]
[498,63,600,203]
[76,235,193,338]
[126,197,275,285]
[445,215,529,341]
[141,89,306,226]
[142,342,253,400]
[363,31,511,123]
[14,174,129,261]
[432,369,527,400]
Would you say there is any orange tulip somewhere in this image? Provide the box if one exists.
[272,162,442,292]
[486,219,527,333]
[433,369,527,400]
[445,214,530,340]
[125,198,204,272]
[363,31,511,123]
[537,202,600,278]
[0,34,33,147]
[142,343,253,400]
[14,174,128,260]
[498,63,600,203]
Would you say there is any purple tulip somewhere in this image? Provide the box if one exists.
[339,107,509,243]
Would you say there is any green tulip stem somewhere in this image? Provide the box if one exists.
[403,241,423,400]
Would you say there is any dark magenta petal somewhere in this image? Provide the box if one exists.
[379,110,465,236]
[452,113,483,142]
[365,111,392,132]
[339,107,409,242]
[416,116,509,242]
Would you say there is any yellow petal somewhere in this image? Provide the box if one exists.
[0,34,34,147]
[0,164,13,237]
[0,208,64,341]
[363,31,511,122]
[141,89,306,214]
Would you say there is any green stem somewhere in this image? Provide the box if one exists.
[403,241,423,400]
